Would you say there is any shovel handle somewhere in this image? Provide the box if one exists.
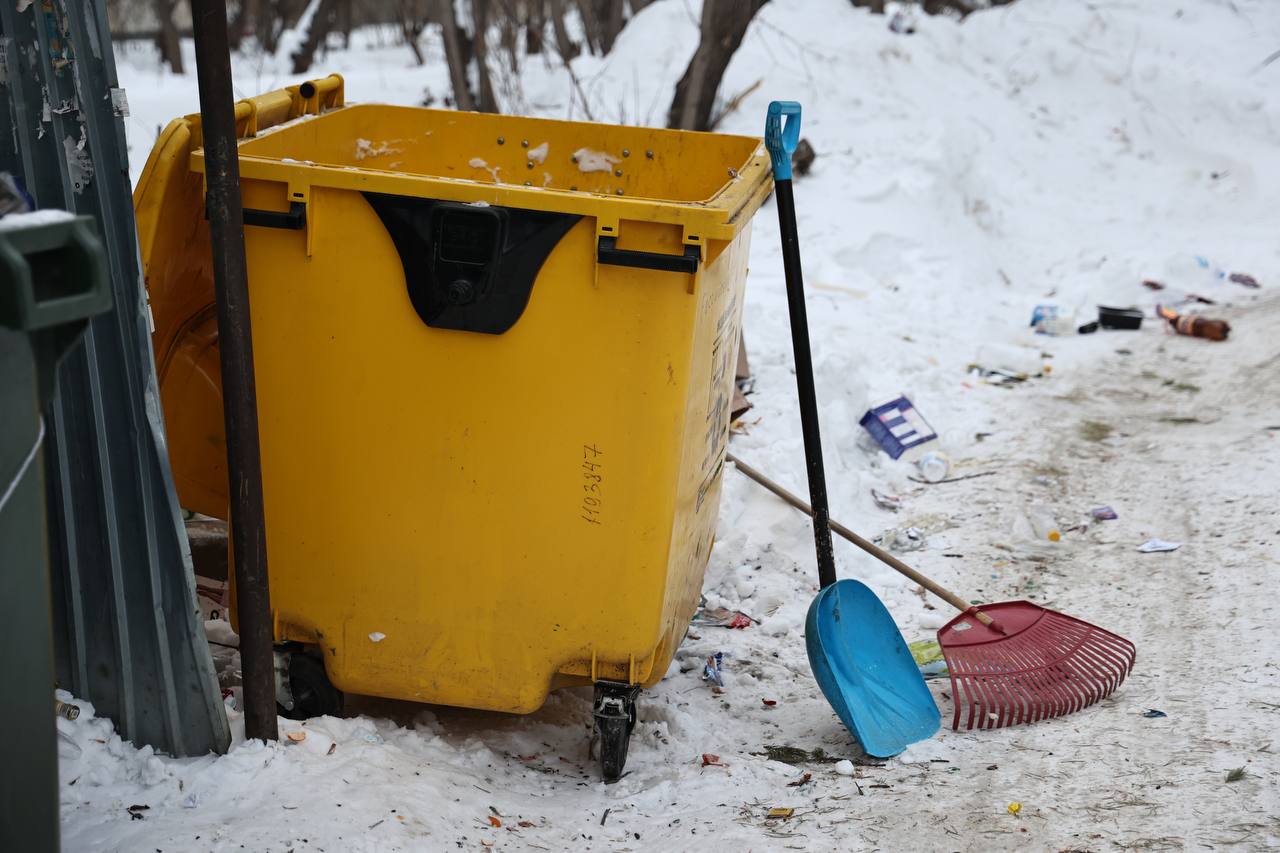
[725,452,998,626]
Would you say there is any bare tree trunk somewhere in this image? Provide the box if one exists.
[525,0,545,54]
[548,0,579,60]
[574,0,601,53]
[258,0,283,53]
[472,0,499,112]
[667,0,766,132]
[154,0,184,72]
[231,0,261,49]
[628,0,655,11]
[596,0,625,54]
[438,0,476,110]
[399,0,427,64]
[337,0,353,48]
[291,0,340,73]
[498,1,519,73]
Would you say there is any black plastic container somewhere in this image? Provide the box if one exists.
[1098,305,1144,330]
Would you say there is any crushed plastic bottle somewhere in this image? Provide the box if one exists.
[1028,504,1061,542]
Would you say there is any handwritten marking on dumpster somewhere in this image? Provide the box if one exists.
[581,444,603,525]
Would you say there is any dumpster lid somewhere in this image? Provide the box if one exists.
[180,77,773,243]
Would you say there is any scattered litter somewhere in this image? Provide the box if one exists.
[1142,708,1167,718]
[834,760,855,777]
[1007,802,1022,816]
[55,699,80,721]
[1142,279,1166,290]
[1098,305,1144,330]
[1226,767,1246,783]
[762,698,777,707]
[1030,304,1076,336]
[1228,272,1260,288]
[766,807,795,819]
[692,606,754,629]
[871,488,902,511]
[1089,506,1118,521]
[915,450,952,484]
[1026,503,1062,541]
[907,639,948,680]
[1185,293,1216,305]
[791,138,816,176]
[327,743,337,755]
[702,652,725,689]
[1138,538,1181,553]
[787,772,813,787]
[1157,304,1230,341]
[701,753,725,768]
[487,815,502,828]
[910,469,996,485]
[363,732,383,744]
[972,342,1047,379]
[888,7,916,33]
[600,808,610,826]
[860,395,938,460]
[875,526,926,553]
[368,632,386,643]
[127,804,149,821]
[758,745,843,765]
[286,730,307,743]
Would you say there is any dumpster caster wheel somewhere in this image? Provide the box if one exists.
[278,651,344,720]
[593,681,640,783]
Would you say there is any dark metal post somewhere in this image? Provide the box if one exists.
[190,0,277,742]
[773,179,837,589]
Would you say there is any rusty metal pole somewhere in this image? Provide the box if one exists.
[190,0,277,742]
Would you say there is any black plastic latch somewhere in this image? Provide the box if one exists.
[243,201,307,230]
[597,236,700,274]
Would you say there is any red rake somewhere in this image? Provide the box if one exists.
[726,453,1137,731]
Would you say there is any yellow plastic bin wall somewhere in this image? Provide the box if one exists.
[136,77,773,714]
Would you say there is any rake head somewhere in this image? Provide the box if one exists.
[937,601,1136,731]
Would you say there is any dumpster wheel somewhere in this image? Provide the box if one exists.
[592,680,640,782]
[279,650,344,721]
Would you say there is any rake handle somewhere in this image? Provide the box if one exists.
[725,452,998,628]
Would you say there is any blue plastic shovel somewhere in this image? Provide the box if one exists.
[763,101,939,757]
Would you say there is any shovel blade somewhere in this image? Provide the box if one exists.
[806,579,940,757]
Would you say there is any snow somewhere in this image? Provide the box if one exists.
[570,147,619,173]
[0,208,76,230]
[526,141,549,164]
[65,0,1280,849]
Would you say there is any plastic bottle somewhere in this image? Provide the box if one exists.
[916,451,952,483]
[1028,504,1061,542]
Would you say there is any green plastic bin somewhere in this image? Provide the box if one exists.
[0,212,110,852]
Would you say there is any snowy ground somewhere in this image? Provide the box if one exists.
[60,0,1279,849]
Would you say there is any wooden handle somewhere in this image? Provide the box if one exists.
[726,452,994,622]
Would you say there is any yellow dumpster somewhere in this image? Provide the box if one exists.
[135,75,772,778]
